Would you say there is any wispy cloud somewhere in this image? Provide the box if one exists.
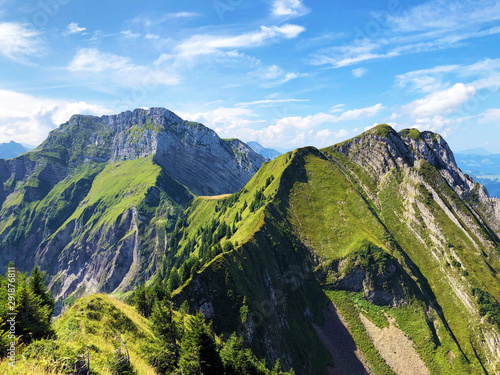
[175,24,305,58]
[272,0,310,18]
[65,22,86,35]
[478,108,500,123]
[311,39,397,68]
[387,0,500,33]
[68,48,180,86]
[352,67,368,78]
[121,30,140,38]
[0,22,42,62]
[165,12,201,19]
[396,58,500,94]
[236,98,309,107]
[253,64,308,87]
[396,65,459,92]
[312,0,500,68]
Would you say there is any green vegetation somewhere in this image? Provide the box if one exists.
[399,128,422,140]
[0,263,55,353]
[473,288,500,328]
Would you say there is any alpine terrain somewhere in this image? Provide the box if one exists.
[1,108,500,374]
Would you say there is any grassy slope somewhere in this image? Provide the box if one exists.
[169,149,334,373]
[321,129,500,374]
[172,137,500,374]
[281,147,473,374]
[0,294,157,374]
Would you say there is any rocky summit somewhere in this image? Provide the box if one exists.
[0,107,266,312]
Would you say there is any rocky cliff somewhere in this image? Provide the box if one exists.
[0,107,266,312]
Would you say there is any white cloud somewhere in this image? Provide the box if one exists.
[410,116,454,137]
[177,107,261,140]
[0,90,112,145]
[402,83,476,117]
[175,24,305,58]
[67,48,180,86]
[121,30,140,38]
[0,22,41,62]
[65,22,86,35]
[314,128,350,147]
[254,64,307,87]
[396,65,459,92]
[265,103,384,145]
[312,1,500,68]
[146,34,160,40]
[165,12,201,18]
[478,108,500,124]
[330,104,345,113]
[337,103,384,121]
[387,0,500,33]
[272,0,310,17]
[312,39,398,68]
[236,99,309,107]
[352,67,368,78]
[69,48,131,73]
[178,103,383,149]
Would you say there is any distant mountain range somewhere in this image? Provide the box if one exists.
[455,150,500,198]
[247,141,281,159]
[0,140,28,159]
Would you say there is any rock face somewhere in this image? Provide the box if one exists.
[0,107,266,311]
[169,125,500,374]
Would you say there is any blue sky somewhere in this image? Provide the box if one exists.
[0,0,500,152]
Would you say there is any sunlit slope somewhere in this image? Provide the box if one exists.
[168,126,500,374]
[0,294,157,375]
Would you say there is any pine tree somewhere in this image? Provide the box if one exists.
[147,299,178,374]
[178,312,224,375]
[28,266,55,316]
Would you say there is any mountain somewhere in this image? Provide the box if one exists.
[247,141,281,159]
[0,140,27,159]
[165,125,500,374]
[457,147,492,156]
[455,152,500,198]
[0,107,266,313]
[3,117,500,374]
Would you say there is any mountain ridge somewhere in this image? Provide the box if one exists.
[2,113,500,373]
[0,107,266,313]
[166,123,500,373]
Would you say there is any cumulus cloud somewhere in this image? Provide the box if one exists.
[402,83,476,117]
[0,90,112,145]
[178,103,383,149]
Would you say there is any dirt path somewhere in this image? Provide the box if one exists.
[359,314,430,375]
[199,194,231,200]
[313,302,373,375]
